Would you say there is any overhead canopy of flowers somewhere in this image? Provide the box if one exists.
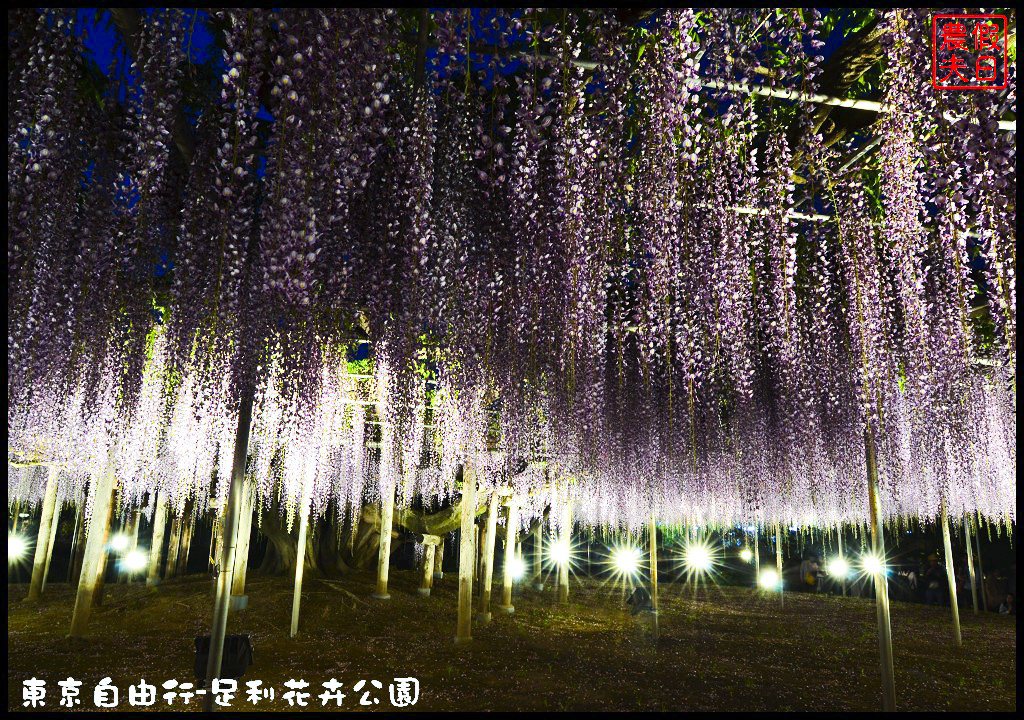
[7,8,1016,534]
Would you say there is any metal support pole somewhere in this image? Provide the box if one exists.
[202,383,254,710]
[866,427,896,711]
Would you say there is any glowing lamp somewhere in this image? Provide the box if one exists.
[611,546,641,576]
[828,557,850,578]
[684,542,713,573]
[739,548,753,562]
[758,569,780,590]
[507,555,526,581]
[549,540,570,567]
[109,534,130,552]
[122,550,148,573]
[8,535,27,562]
[861,554,885,575]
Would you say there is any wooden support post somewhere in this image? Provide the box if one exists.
[433,537,445,581]
[41,496,61,592]
[203,380,254,711]
[478,491,499,623]
[11,500,22,534]
[866,428,896,711]
[67,502,85,586]
[498,499,518,613]
[775,523,784,604]
[418,535,440,596]
[964,515,978,614]
[753,525,760,588]
[165,514,182,580]
[533,518,544,591]
[120,507,141,583]
[473,523,481,582]
[146,493,168,587]
[176,511,195,577]
[26,467,58,601]
[290,487,312,637]
[649,513,659,639]
[92,488,117,607]
[230,482,254,608]
[837,526,847,597]
[558,487,571,604]
[68,443,117,638]
[940,500,962,647]
[374,478,395,600]
[973,518,988,612]
[455,464,476,645]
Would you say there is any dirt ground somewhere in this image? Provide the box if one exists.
[7,569,1016,712]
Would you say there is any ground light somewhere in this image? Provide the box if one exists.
[758,568,781,590]
[109,534,130,552]
[9,534,28,563]
[861,553,885,575]
[828,556,850,578]
[740,547,753,562]
[506,555,526,581]
[683,541,713,574]
[548,539,571,567]
[121,550,148,573]
[611,545,642,578]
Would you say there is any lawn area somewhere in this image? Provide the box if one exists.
[7,569,1016,711]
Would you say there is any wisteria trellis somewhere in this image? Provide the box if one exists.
[7,9,1016,538]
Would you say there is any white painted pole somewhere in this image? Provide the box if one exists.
[455,464,476,645]
[940,500,962,647]
[27,467,59,601]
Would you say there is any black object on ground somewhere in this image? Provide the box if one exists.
[194,634,254,681]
